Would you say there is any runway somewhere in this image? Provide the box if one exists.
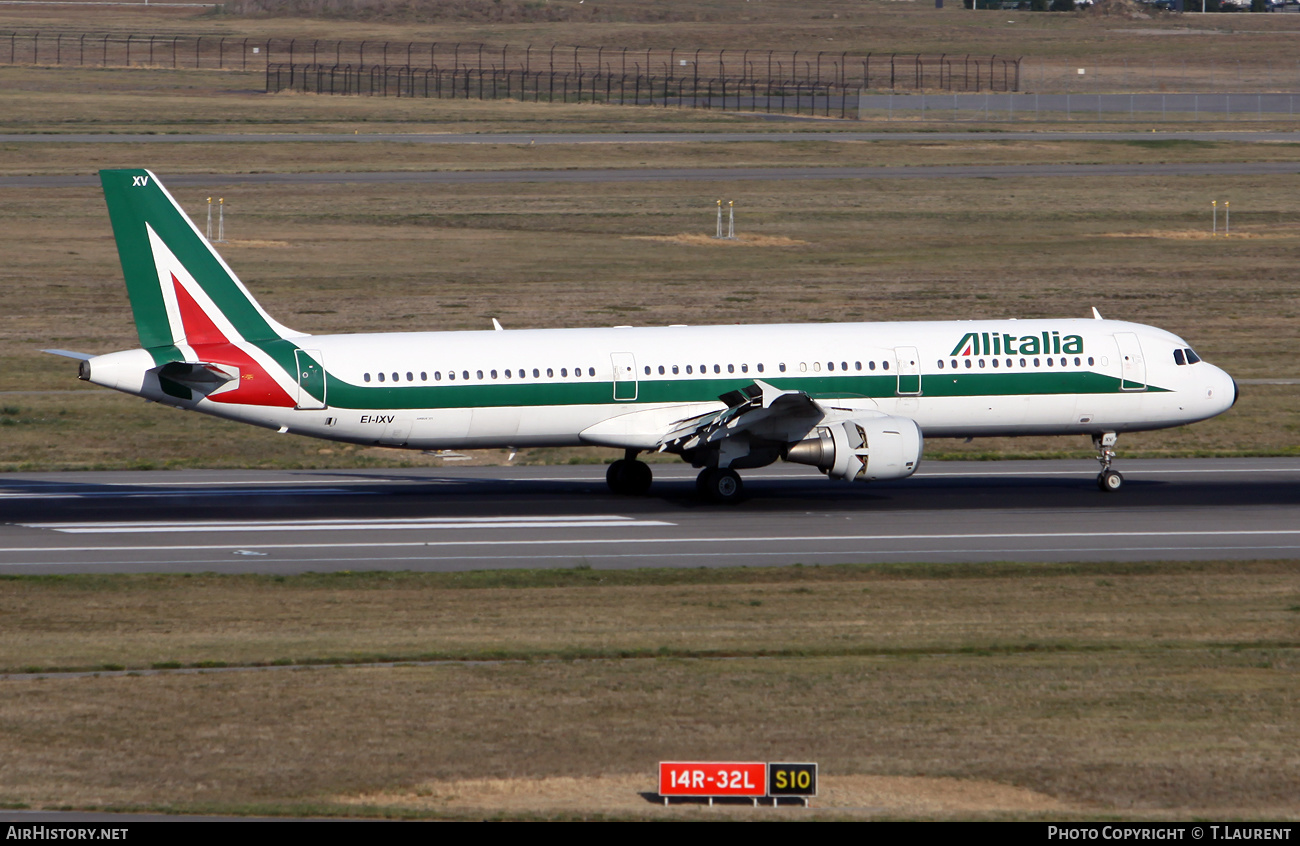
[1,458,1297,574]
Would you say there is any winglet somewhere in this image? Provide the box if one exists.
[492,318,504,331]
[1091,307,1104,320]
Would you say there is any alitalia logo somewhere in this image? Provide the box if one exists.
[950,331,1084,357]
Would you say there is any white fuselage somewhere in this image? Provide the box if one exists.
[86,317,1236,456]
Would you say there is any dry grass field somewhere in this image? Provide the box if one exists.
[0,562,1296,819]
[3,154,1297,469]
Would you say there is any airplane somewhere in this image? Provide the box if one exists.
[46,169,1239,502]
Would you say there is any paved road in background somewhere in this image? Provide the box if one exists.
[1,130,1298,144]
[2,458,1297,574]
[5,161,1300,189]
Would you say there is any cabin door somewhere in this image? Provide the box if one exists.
[895,347,922,396]
[611,352,638,401]
[294,349,327,409]
[1114,332,1147,392]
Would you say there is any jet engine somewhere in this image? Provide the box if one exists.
[784,416,923,482]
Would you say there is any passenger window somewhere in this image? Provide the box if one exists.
[364,373,371,383]
[979,359,986,369]
[827,362,835,372]
[964,360,971,369]
[800,363,807,372]
[1046,358,1053,367]
[868,361,876,371]
[813,362,821,372]
[491,370,499,379]
[505,369,512,378]
[1034,358,1040,367]
[951,359,958,369]
[841,362,848,371]
[778,363,786,372]
[476,370,483,380]
[992,359,999,368]
[533,368,540,378]
[1087,357,1094,366]
[741,364,748,373]
[644,366,651,375]
[1006,359,1012,368]
[855,361,862,371]
[421,372,427,381]
[658,366,665,375]
[435,371,442,381]
[938,360,944,369]
[589,367,596,376]
[1074,357,1081,366]
[378,372,386,382]
[756,363,764,373]
[447,372,454,381]
[882,361,890,371]
[727,364,735,374]
[686,365,693,374]
[547,368,554,377]
[561,368,568,377]
[1020,358,1026,368]
[714,364,721,374]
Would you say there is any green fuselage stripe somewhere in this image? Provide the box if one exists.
[277,365,1163,411]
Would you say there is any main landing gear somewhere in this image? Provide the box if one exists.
[606,450,653,496]
[695,467,744,504]
[1093,432,1123,492]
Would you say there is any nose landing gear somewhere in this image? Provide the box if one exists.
[1093,433,1123,492]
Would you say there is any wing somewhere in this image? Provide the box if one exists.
[656,379,824,452]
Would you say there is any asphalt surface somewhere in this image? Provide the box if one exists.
[1,130,1298,144]
[5,160,1300,189]
[1,458,1297,574]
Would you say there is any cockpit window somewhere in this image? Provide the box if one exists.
[1173,349,1186,366]
[1185,348,1201,364]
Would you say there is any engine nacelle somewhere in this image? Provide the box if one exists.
[784,416,923,482]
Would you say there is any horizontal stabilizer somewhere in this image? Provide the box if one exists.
[41,349,95,361]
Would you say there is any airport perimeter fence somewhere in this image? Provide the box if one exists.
[2,30,1020,93]
[268,64,917,118]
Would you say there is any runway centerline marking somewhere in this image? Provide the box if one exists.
[20,515,676,534]
[0,487,366,500]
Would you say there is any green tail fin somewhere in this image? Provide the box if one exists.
[100,169,301,350]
